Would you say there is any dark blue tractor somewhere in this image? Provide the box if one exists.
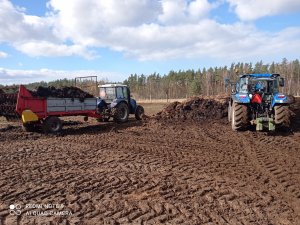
[97,84,144,123]
[226,74,291,131]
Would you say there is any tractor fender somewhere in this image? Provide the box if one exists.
[271,93,289,107]
[232,93,250,104]
[110,99,128,108]
[130,98,137,113]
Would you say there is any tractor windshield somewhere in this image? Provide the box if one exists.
[237,77,249,93]
[99,86,129,101]
[99,87,116,100]
[237,77,280,94]
[249,79,279,94]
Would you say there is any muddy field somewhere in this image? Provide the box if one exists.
[0,98,299,225]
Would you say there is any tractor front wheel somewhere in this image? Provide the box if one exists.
[112,102,129,123]
[231,103,249,131]
[274,105,290,129]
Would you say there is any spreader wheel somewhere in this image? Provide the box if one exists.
[43,116,63,133]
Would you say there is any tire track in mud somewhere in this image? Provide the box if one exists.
[0,120,299,224]
[240,131,300,219]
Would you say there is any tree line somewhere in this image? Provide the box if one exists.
[1,58,299,98]
[124,59,300,100]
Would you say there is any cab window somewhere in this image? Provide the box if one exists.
[123,87,128,99]
[116,87,125,98]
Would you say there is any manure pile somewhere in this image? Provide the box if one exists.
[30,86,94,99]
[154,96,229,121]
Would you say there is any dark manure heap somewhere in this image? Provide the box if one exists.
[154,95,229,121]
[30,86,94,99]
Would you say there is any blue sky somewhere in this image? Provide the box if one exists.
[0,0,300,84]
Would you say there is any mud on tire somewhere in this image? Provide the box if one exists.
[231,103,249,131]
[112,102,129,123]
[274,105,290,129]
[135,105,144,120]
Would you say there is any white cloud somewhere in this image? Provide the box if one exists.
[0,51,8,58]
[0,0,300,63]
[102,22,300,61]
[0,68,123,84]
[15,41,95,59]
[0,0,91,58]
[0,0,55,43]
[158,0,212,24]
[226,0,300,21]
[48,0,162,45]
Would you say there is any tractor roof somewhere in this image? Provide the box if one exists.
[99,84,128,88]
[240,73,280,78]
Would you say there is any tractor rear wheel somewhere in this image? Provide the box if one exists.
[43,116,63,133]
[274,105,290,129]
[112,102,129,123]
[231,103,249,131]
[135,105,144,120]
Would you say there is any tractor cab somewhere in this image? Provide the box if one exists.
[97,84,144,123]
[99,84,129,103]
[236,74,282,94]
[98,84,136,112]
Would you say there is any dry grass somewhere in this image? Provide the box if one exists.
[137,99,187,116]
[139,102,168,116]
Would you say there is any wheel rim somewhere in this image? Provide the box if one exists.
[51,121,60,131]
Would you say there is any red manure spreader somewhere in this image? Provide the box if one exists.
[0,85,102,133]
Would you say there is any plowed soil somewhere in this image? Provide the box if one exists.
[0,98,299,225]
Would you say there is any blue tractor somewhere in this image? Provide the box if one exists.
[226,74,290,131]
[97,84,144,123]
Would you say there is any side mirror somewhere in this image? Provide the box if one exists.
[279,78,285,87]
